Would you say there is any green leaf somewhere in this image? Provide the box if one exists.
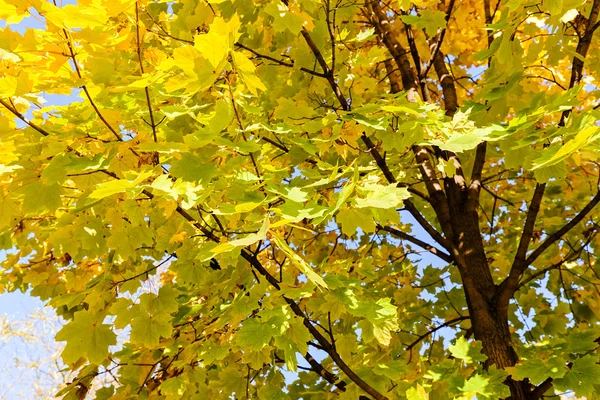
[0,189,19,228]
[554,355,600,398]
[273,186,309,203]
[355,183,410,209]
[437,158,457,177]
[263,1,311,34]
[89,171,153,199]
[169,153,218,183]
[232,51,267,95]
[566,328,600,354]
[543,0,562,15]
[460,374,489,396]
[160,376,187,400]
[136,142,189,154]
[56,310,116,365]
[449,337,487,364]
[194,28,229,69]
[400,10,447,36]
[130,312,173,348]
[277,201,329,222]
[406,384,429,400]
[533,162,567,184]
[209,99,235,134]
[130,287,178,348]
[211,216,269,256]
[272,234,328,289]
[350,297,399,346]
[22,182,63,213]
[356,27,375,41]
[236,318,280,351]
[532,126,600,169]
[274,318,311,371]
[351,113,388,130]
[337,207,376,236]
[513,355,568,383]
[368,298,399,346]
[428,132,484,153]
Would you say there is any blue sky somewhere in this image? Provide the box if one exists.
[0,7,81,398]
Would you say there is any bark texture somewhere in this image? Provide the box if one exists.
[365,0,600,399]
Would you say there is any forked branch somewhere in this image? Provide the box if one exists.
[498,0,600,307]
[60,28,122,141]
[377,224,452,263]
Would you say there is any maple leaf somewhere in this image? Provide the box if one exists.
[55,310,116,365]
[1,0,600,399]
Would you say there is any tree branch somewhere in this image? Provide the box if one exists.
[497,183,546,306]
[405,316,469,351]
[366,0,418,91]
[497,0,600,306]
[515,247,586,292]
[359,134,450,250]
[260,136,289,152]
[0,99,49,137]
[304,352,347,392]
[298,27,349,110]
[366,0,457,247]
[136,3,159,167]
[401,17,427,98]
[530,377,553,399]
[421,0,456,79]
[235,42,330,79]
[526,187,600,267]
[61,29,122,141]
[383,58,402,94]
[234,41,293,67]
[360,133,396,183]
[112,254,174,285]
[468,143,487,205]
[240,247,388,400]
[431,49,459,116]
[377,224,452,263]
[146,10,328,80]
[399,184,432,203]
[412,145,454,240]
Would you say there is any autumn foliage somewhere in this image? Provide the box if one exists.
[1,0,600,399]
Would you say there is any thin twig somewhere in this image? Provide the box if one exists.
[405,316,469,351]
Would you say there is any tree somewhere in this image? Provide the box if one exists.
[1,0,600,398]
[0,305,117,398]
[0,308,78,399]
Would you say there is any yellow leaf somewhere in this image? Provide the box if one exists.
[89,171,153,199]
[105,0,136,17]
[0,0,28,24]
[0,48,20,62]
[0,73,34,97]
[272,234,328,289]
[232,52,267,95]
[0,188,19,228]
[122,71,166,90]
[210,216,269,255]
[99,109,121,129]
[194,28,229,69]
[169,223,188,244]
[42,3,108,29]
[212,13,242,45]
[0,140,18,164]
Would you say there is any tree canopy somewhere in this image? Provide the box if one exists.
[1,0,600,398]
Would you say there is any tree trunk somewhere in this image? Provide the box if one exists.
[448,191,532,399]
